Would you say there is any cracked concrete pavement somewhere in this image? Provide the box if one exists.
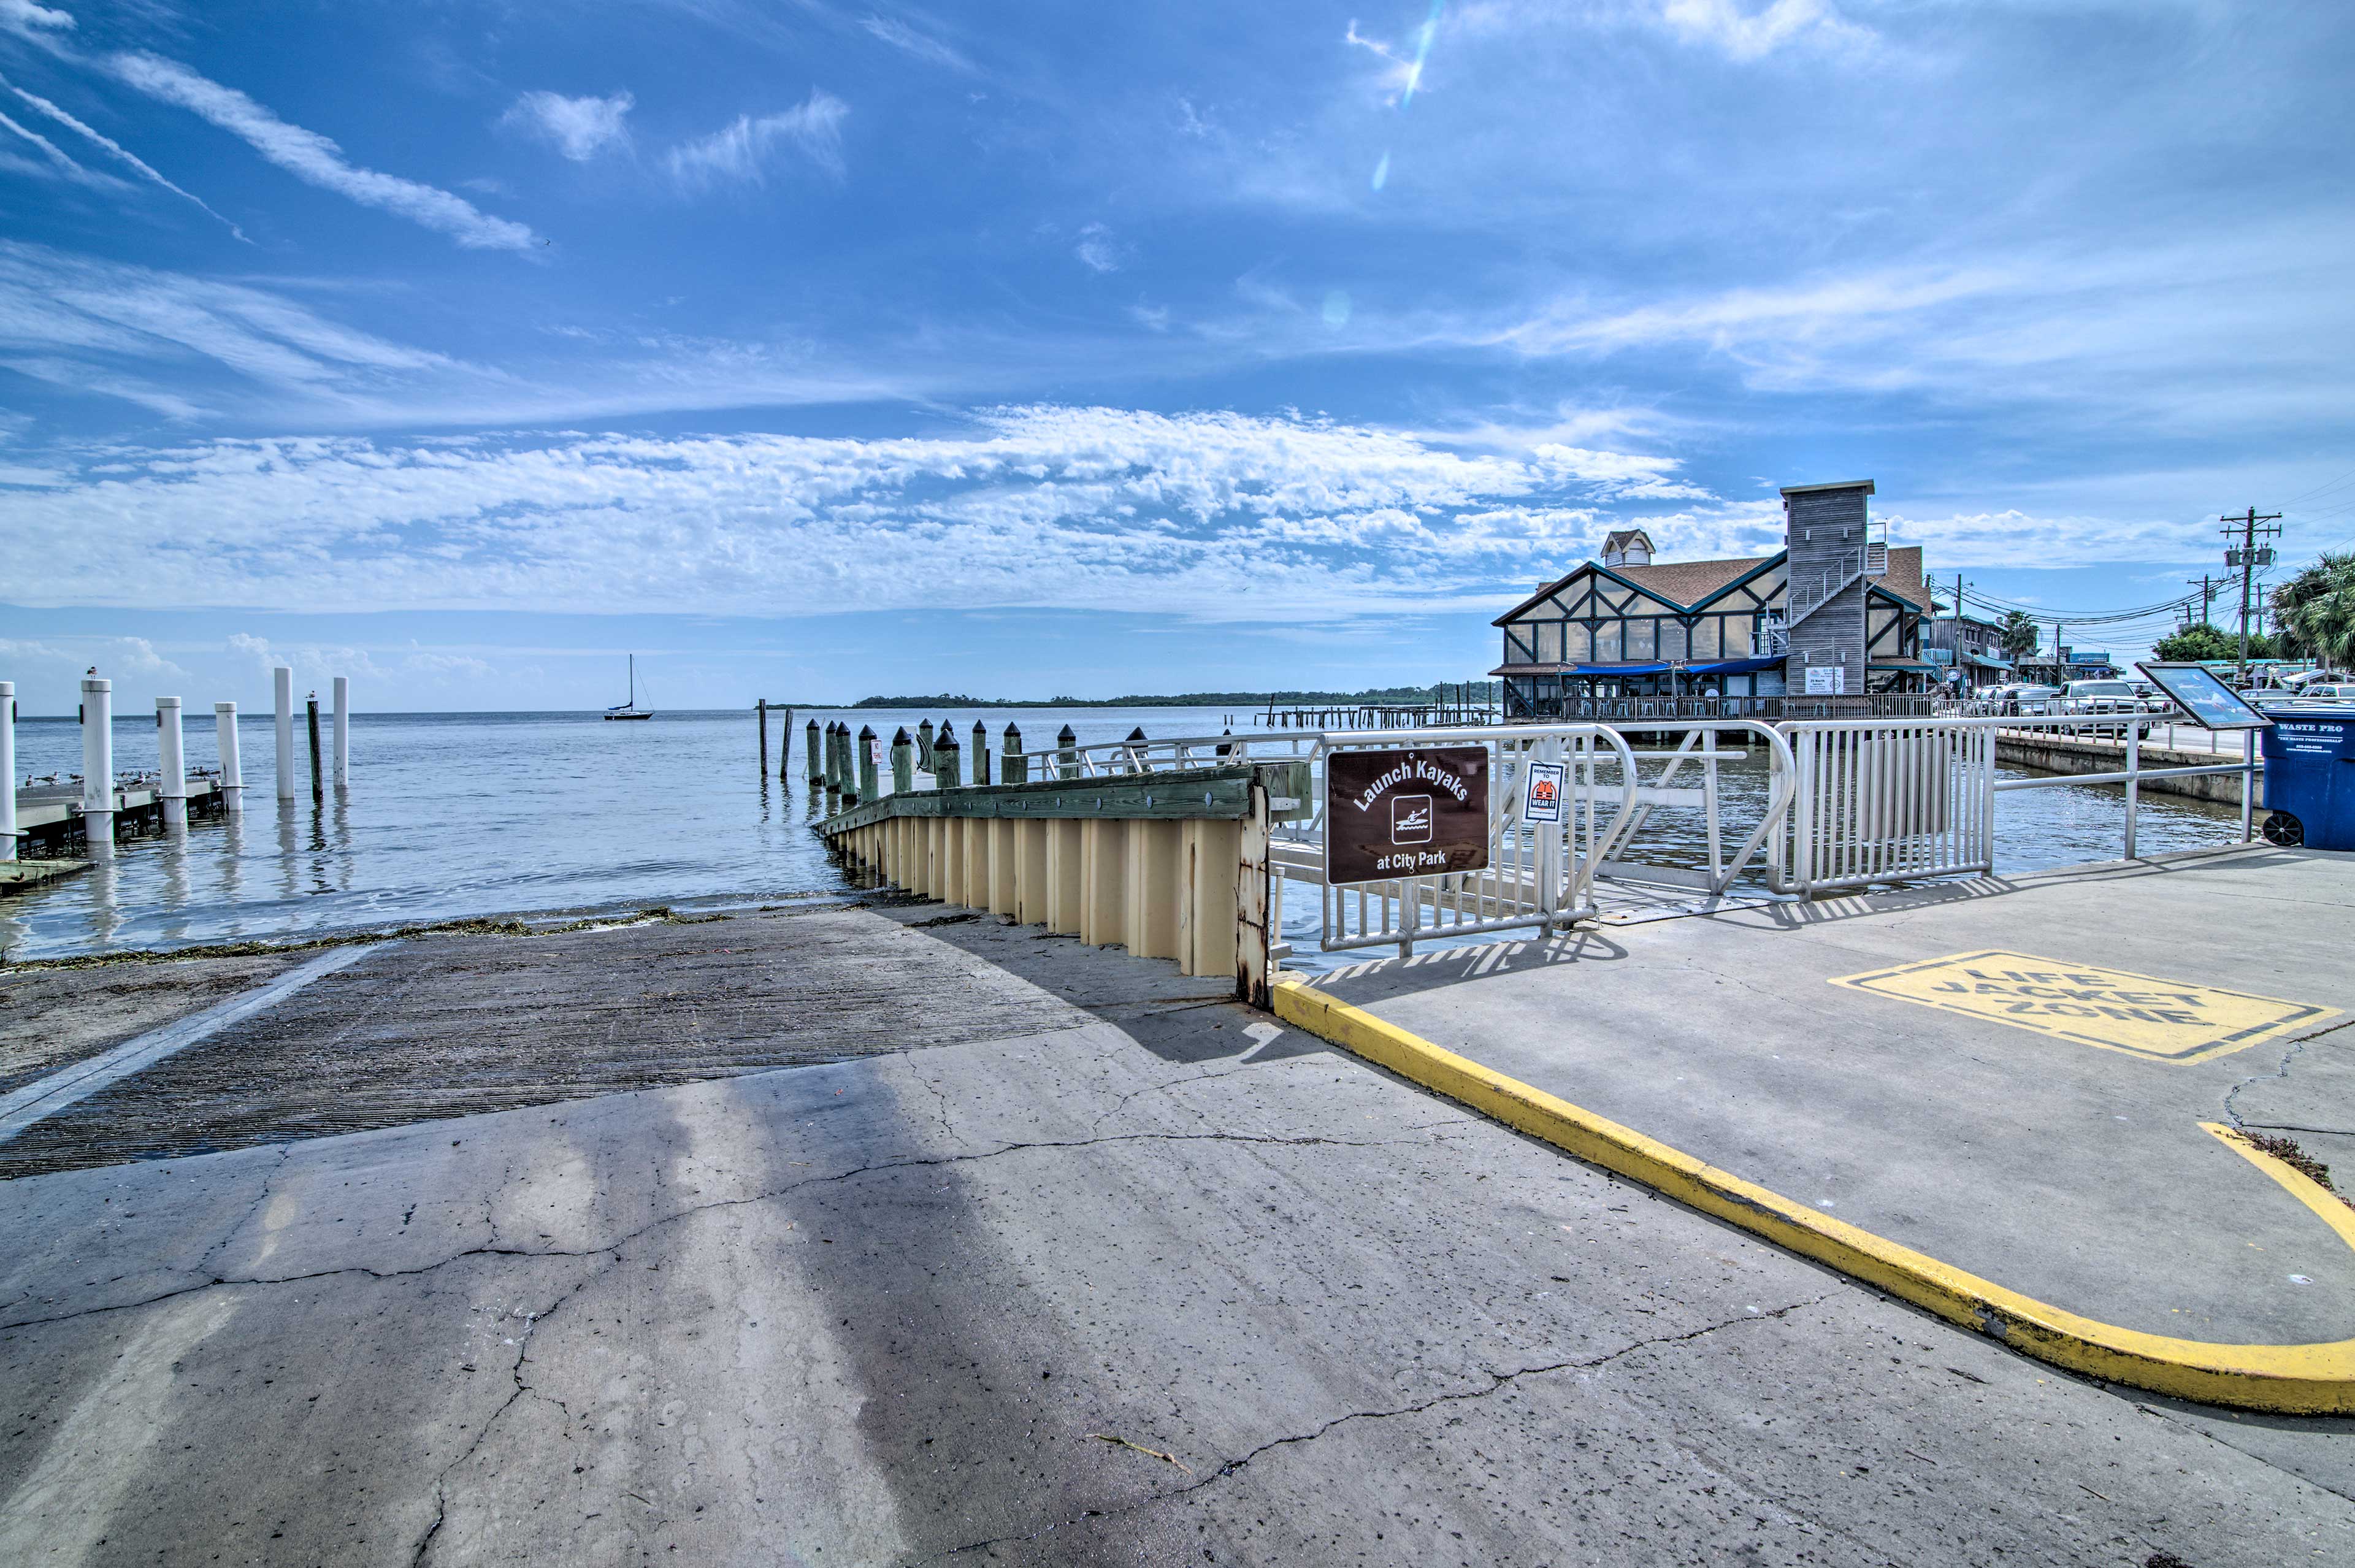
[2,903,2351,1565]
[1317,846,2355,1348]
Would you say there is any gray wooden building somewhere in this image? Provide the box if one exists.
[1492,480,1937,719]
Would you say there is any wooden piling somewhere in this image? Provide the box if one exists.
[917,718,935,771]
[806,719,822,784]
[1057,723,1079,781]
[933,731,962,788]
[757,698,768,775]
[891,728,915,795]
[305,693,323,802]
[1001,723,1025,784]
[857,724,878,801]
[971,720,989,788]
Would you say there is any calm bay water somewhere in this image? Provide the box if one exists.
[2,707,2253,961]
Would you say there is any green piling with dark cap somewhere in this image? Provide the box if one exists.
[1123,725,1147,773]
[857,724,878,801]
[1001,723,1025,784]
[933,729,962,787]
[917,717,935,771]
[805,719,822,784]
[891,727,915,794]
[971,720,989,787]
[1057,722,1078,780]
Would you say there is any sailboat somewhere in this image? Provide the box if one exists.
[605,654,653,721]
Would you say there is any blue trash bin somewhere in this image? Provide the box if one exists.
[2260,706,2355,850]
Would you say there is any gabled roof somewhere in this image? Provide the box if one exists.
[1494,552,1778,625]
[1495,543,1931,624]
[1618,554,1777,608]
[1875,546,1930,610]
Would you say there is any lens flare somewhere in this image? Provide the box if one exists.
[1371,150,1391,191]
[1401,0,1444,107]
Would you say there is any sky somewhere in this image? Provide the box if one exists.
[2,0,2353,713]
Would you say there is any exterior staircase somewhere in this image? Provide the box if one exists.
[1784,542,1885,629]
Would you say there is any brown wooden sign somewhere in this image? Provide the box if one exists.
[1324,746,1491,885]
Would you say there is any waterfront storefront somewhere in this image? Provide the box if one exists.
[1492,483,1935,720]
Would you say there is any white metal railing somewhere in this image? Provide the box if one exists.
[1977,712,2262,856]
[1277,724,1639,956]
[1782,717,1996,893]
[880,713,2261,947]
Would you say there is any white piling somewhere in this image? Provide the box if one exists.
[158,695,187,831]
[82,673,114,860]
[274,665,295,802]
[0,680,15,862]
[216,702,244,814]
[332,675,350,787]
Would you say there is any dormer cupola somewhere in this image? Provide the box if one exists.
[1600,529,1655,569]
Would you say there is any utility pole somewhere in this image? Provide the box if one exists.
[2185,572,2223,630]
[2219,507,2282,686]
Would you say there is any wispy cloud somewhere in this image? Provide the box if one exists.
[499,89,634,161]
[0,103,98,179]
[2,74,247,237]
[859,13,971,72]
[0,0,74,40]
[0,408,1714,621]
[1073,221,1122,273]
[1657,0,1870,61]
[105,52,540,250]
[667,90,849,188]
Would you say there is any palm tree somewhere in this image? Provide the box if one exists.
[2271,554,2355,669]
[1999,610,2040,662]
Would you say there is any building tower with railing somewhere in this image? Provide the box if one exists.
[1780,480,1880,697]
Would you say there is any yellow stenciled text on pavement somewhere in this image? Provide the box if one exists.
[1831,950,2333,1064]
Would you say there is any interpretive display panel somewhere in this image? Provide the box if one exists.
[2135,662,2273,730]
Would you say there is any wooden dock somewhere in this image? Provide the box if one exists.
[9,775,229,860]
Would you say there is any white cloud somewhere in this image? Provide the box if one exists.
[666,91,848,188]
[105,52,540,251]
[1657,0,1871,61]
[1073,221,1122,273]
[0,408,1716,624]
[858,15,971,72]
[0,103,99,180]
[2,75,247,237]
[499,90,634,161]
[0,0,73,38]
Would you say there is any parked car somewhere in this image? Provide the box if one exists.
[2291,682,2355,702]
[2061,678,2161,715]
[1992,683,2060,715]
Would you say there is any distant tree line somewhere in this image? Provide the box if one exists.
[850,682,1501,710]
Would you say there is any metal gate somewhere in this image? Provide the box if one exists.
[1266,724,1639,956]
[1782,717,1994,893]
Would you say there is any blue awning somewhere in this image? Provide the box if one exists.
[1560,656,1783,678]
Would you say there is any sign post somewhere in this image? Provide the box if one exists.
[1323,746,1491,886]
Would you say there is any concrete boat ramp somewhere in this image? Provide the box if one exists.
[3,859,2353,1565]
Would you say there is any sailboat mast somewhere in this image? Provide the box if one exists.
[629,654,635,706]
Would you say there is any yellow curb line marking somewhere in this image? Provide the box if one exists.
[1271,975,2355,1414]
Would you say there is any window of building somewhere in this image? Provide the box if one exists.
[1658,621,1687,662]
[1690,618,1720,660]
[1625,619,1655,660]
[1594,621,1621,662]
[1725,616,1753,657]
[1563,622,1591,663]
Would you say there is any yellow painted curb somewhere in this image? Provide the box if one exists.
[1272,975,2355,1414]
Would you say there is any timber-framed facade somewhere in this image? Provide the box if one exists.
[1491,481,1937,720]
